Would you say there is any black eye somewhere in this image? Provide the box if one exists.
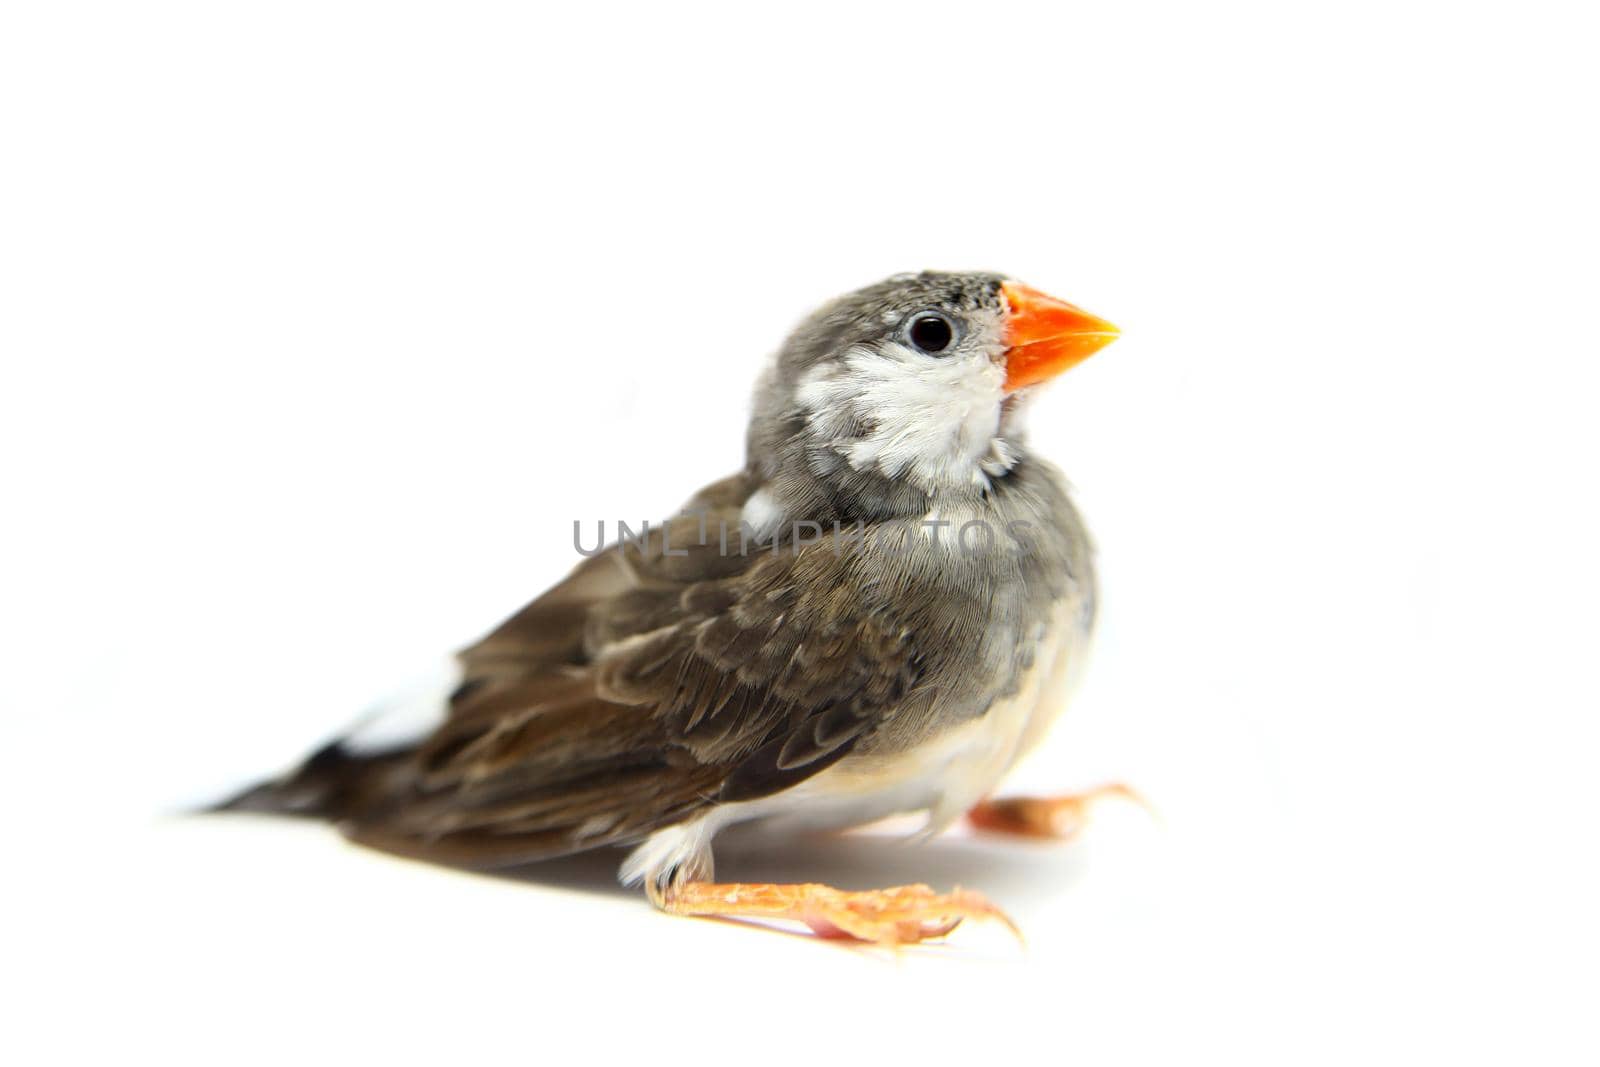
[907,313,955,354]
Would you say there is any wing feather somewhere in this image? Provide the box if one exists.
[334,474,920,868]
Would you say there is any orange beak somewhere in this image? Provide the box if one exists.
[1000,280,1119,392]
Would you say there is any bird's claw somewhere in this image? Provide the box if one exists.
[655,881,1018,946]
[967,782,1152,840]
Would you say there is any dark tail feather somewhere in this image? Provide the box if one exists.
[205,741,396,818]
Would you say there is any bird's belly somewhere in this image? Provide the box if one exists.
[727,599,1089,838]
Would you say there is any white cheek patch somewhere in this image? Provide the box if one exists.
[796,342,1009,492]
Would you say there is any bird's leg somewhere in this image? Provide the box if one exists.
[649,879,1018,945]
[967,782,1149,840]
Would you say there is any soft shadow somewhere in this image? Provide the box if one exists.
[491,828,1090,911]
[495,846,636,896]
[717,828,1090,909]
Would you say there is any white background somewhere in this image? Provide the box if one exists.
[3,1,1597,1064]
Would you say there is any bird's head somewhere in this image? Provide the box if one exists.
[747,271,1117,523]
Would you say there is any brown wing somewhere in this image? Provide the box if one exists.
[336,473,921,869]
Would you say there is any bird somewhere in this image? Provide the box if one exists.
[214,270,1124,944]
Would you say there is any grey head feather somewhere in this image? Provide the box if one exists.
[747,270,1031,525]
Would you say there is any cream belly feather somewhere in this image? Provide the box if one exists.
[619,598,1090,887]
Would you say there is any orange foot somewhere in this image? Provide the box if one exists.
[653,881,1018,945]
[967,782,1150,840]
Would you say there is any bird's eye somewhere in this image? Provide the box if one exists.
[907,313,955,355]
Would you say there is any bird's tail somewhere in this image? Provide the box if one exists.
[205,657,460,818]
[204,740,408,819]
